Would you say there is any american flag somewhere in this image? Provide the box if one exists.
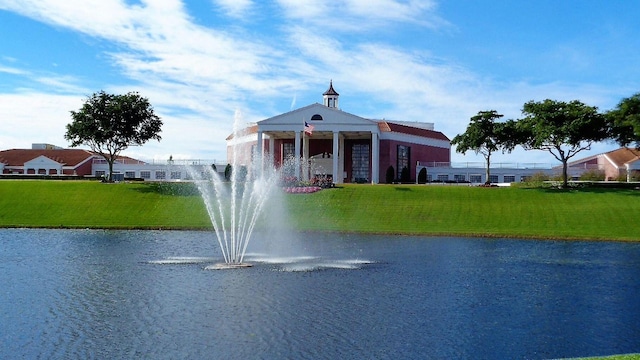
[304,121,314,136]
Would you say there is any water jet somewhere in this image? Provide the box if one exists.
[188,110,281,268]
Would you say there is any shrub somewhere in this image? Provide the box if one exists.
[224,164,232,181]
[579,169,605,181]
[400,166,410,183]
[417,168,427,184]
[515,171,551,188]
[385,166,395,184]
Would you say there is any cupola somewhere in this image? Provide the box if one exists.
[322,80,339,109]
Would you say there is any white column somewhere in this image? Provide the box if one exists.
[269,135,276,158]
[626,164,631,183]
[332,131,340,184]
[339,135,345,183]
[294,131,301,180]
[371,132,379,184]
[256,131,263,175]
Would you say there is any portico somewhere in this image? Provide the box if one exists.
[228,82,451,184]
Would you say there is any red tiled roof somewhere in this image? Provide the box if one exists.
[605,147,640,166]
[0,149,96,166]
[379,121,450,141]
[225,124,258,140]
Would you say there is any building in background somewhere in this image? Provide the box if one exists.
[227,81,451,184]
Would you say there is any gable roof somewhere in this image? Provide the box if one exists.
[0,149,146,167]
[258,103,374,126]
[604,147,640,167]
[379,121,450,141]
[0,149,96,167]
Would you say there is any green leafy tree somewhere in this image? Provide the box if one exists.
[65,91,162,181]
[451,110,508,184]
[607,93,640,147]
[516,99,608,187]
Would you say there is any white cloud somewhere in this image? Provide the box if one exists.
[276,0,447,30]
[0,93,82,149]
[213,0,253,18]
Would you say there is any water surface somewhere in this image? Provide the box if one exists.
[1,229,638,359]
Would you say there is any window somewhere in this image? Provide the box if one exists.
[95,170,106,178]
[427,174,433,182]
[454,174,466,182]
[437,174,448,182]
[521,175,531,182]
[311,114,323,121]
[170,171,181,180]
[283,143,295,160]
[140,171,151,179]
[351,144,370,183]
[470,174,482,183]
[155,171,166,180]
[489,175,499,183]
[125,171,136,178]
[504,175,516,183]
[397,145,410,181]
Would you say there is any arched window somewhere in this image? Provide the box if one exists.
[311,114,323,121]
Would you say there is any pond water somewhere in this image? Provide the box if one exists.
[0,229,639,359]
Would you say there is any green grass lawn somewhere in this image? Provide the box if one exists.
[0,180,638,241]
[0,180,210,229]
[286,184,640,241]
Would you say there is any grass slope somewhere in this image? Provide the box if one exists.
[0,180,638,240]
[286,184,639,241]
[0,180,210,229]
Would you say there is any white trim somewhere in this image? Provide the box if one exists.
[380,131,450,149]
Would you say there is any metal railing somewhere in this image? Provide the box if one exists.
[92,158,223,166]
[417,161,604,171]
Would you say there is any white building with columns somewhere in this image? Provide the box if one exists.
[227,82,451,184]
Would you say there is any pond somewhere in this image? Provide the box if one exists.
[1,229,639,359]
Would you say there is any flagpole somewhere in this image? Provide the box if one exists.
[302,117,306,182]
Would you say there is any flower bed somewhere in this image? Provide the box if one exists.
[283,186,322,194]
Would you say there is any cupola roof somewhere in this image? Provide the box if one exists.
[323,80,339,96]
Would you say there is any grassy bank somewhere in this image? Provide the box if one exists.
[0,180,638,241]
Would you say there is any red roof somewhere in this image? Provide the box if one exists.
[605,147,640,166]
[0,149,96,166]
[379,121,450,141]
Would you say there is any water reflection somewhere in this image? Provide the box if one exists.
[0,229,638,359]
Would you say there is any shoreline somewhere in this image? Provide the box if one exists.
[1,225,636,243]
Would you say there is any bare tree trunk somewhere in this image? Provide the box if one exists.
[485,154,491,184]
[108,158,115,182]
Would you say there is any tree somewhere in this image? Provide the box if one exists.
[516,99,608,187]
[451,110,508,184]
[606,93,640,147]
[65,91,162,181]
[400,166,410,183]
[385,165,395,184]
[417,167,427,184]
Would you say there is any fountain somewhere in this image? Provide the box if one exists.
[189,110,281,269]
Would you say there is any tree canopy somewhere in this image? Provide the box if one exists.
[607,92,640,147]
[516,99,607,187]
[65,91,162,181]
[451,110,508,183]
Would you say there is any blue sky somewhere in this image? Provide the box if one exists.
[1,0,638,165]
